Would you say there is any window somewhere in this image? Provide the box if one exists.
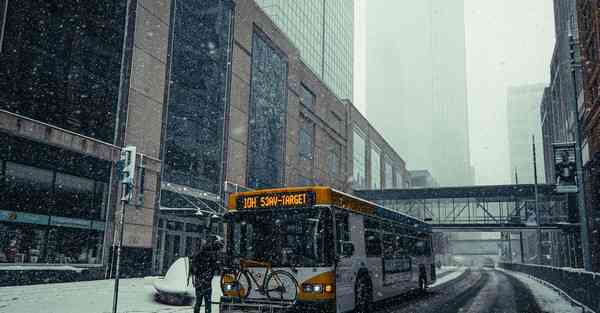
[395,170,403,188]
[163,0,233,194]
[297,175,313,186]
[371,144,381,189]
[364,218,381,257]
[0,0,7,53]
[335,212,350,255]
[299,115,314,160]
[301,84,315,108]
[54,173,96,220]
[329,111,343,134]
[4,162,53,215]
[384,159,394,189]
[247,32,288,189]
[328,140,342,177]
[352,127,367,189]
[0,0,127,142]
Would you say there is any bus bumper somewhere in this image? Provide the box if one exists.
[219,297,334,313]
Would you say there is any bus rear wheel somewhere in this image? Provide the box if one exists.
[354,275,372,313]
[418,273,427,293]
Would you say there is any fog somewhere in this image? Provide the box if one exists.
[355,0,555,185]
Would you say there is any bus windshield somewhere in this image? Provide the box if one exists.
[226,207,333,267]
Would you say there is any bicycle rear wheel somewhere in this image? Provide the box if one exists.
[265,270,299,303]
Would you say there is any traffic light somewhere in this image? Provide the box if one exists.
[119,145,137,202]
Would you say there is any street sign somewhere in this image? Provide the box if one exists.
[553,142,578,193]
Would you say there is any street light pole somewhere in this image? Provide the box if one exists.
[568,33,593,271]
[533,135,542,265]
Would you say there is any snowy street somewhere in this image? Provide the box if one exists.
[0,276,221,313]
[0,267,588,313]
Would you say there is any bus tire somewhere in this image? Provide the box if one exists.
[354,274,372,313]
[418,269,427,293]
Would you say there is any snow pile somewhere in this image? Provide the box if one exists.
[153,257,195,296]
[0,265,86,273]
[498,268,586,313]
[436,266,458,276]
[430,267,466,287]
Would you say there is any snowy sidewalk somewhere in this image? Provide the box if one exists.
[0,276,221,313]
[497,268,590,313]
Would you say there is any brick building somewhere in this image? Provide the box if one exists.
[0,0,409,277]
[577,0,600,271]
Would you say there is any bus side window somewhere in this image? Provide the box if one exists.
[416,240,426,256]
[335,212,350,254]
[364,218,382,257]
[404,237,416,256]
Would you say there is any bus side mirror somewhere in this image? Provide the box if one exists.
[342,242,354,257]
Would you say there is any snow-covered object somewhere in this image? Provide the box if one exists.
[0,265,85,273]
[153,257,195,303]
[430,267,466,287]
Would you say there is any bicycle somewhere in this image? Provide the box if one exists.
[220,259,299,304]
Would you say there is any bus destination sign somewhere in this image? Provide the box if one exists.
[237,191,315,210]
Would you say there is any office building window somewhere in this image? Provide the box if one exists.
[247,32,288,189]
[297,175,313,187]
[0,0,127,142]
[352,127,366,189]
[299,115,314,160]
[371,144,381,189]
[301,84,315,108]
[329,111,343,134]
[384,160,394,189]
[328,140,342,177]
[395,170,403,188]
[163,0,233,194]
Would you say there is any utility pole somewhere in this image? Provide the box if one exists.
[112,146,137,313]
[533,135,543,265]
[515,168,525,263]
[569,33,593,271]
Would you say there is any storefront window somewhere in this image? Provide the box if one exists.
[0,223,102,264]
[54,173,97,220]
[4,162,54,215]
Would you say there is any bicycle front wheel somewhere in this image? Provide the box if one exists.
[265,270,299,303]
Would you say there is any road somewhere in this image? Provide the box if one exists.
[0,267,583,313]
[374,268,545,313]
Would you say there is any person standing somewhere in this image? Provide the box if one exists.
[190,237,222,313]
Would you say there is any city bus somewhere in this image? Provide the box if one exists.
[220,186,435,313]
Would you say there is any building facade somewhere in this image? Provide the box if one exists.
[540,0,599,269]
[254,0,353,102]
[0,0,407,276]
[409,170,438,188]
[506,84,546,184]
[577,0,600,272]
[364,0,473,187]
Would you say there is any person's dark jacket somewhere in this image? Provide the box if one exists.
[190,244,221,289]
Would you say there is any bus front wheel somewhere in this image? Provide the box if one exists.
[354,274,372,313]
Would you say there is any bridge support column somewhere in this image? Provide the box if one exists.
[519,232,525,263]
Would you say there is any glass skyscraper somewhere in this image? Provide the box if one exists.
[256,0,353,101]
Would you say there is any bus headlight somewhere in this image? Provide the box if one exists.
[302,283,324,293]
[223,283,239,292]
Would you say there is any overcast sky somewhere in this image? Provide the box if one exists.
[464,0,555,184]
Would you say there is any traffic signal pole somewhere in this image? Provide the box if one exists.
[112,146,137,313]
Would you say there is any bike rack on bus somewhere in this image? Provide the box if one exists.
[219,298,294,313]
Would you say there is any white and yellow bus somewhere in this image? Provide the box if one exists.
[220,186,435,313]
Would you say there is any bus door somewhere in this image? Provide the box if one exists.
[335,211,354,312]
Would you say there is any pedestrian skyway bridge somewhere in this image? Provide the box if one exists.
[355,184,578,232]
